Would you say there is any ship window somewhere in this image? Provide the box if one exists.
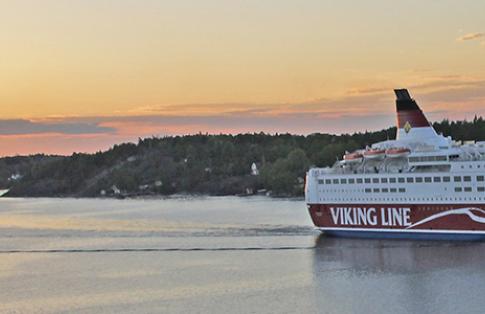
[424,177,432,183]
[373,188,379,193]
[381,178,388,183]
[382,188,389,193]
[416,177,423,183]
[464,176,471,182]
[454,176,461,182]
[390,188,397,193]
[365,188,371,193]
[318,180,324,184]
[398,178,405,183]
[399,188,406,193]
[478,187,485,192]
[333,179,339,184]
[455,187,462,192]
[372,178,379,183]
[340,179,347,184]
[357,178,363,184]
[433,177,441,182]
[365,178,371,184]
[406,177,413,183]
[477,176,484,182]
[464,187,472,192]
[443,176,450,182]
[349,178,355,184]
[390,178,396,183]
[325,179,331,184]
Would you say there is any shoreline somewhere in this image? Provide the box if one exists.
[0,193,305,201]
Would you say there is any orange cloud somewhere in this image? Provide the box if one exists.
[1,75,485,157]
[457,32,484,41]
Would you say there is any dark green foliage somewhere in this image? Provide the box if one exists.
[261,148,310,196]
[433,116,485,141]
[1,118,484,197]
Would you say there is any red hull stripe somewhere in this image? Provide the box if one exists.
[308,204,485,232]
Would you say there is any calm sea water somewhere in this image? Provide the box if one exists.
[1,196,485,314]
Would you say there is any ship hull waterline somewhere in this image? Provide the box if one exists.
[308,204,485,241]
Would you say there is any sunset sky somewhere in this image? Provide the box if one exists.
[1,0,485,156]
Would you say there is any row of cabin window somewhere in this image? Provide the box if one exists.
[317,175,484,185]
[408,156,448,162]
[359,186,485,193]
[322,197,485,203]
[364,188,406,193]
[455,187,485,192]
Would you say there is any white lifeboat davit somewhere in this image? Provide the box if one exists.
[385,147,411,158]
[363,148,386,160]
[343,151,363,163]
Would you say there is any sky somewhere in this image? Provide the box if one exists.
[1,0,484,156]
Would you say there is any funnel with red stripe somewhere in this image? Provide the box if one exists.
[394,89,437,140]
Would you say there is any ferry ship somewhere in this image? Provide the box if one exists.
[305,89,485,240]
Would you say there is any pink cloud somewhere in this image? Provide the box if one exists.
[0,133,137,156]
[1,76,485,156]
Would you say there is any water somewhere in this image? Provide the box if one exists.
[1,197,484,314]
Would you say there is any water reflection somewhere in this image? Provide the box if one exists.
[313,234,485,272]
[312,234,485,314]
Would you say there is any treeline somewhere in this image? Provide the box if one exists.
[1,117,485,197]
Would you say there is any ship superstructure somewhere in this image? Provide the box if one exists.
[305,89,485,240]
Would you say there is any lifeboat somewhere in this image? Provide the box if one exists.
[363,148,386,160]
[385,147,411,158]
[343,151,363,163]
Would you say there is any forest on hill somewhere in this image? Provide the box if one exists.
[2,117,485,198]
